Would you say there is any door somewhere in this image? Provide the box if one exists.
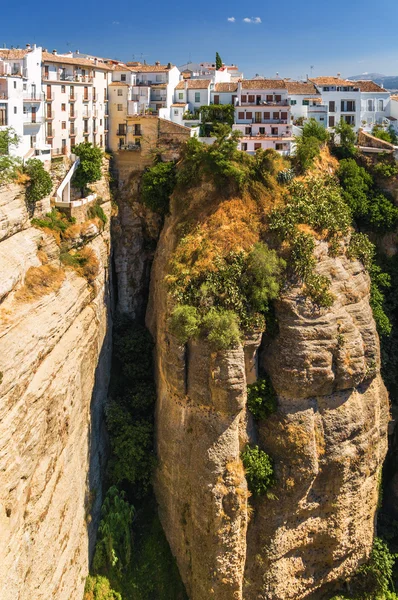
[213,95,219,105]
[46,84,51,100]
[31,106,36,123]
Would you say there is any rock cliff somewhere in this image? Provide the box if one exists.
[147,194,389,600]
[0,183,112,600]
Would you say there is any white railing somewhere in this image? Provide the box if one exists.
[54,154,80,204]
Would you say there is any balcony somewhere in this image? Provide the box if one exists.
[150,95,167,102]
[24,117,44,126]
[0,92,8,100]
[45,111,55,120]
[23,93,44,103]
[236,118,289,125]
[69,113,77,120]
[69,96,76,102]
[117,129,127,136]
[83,96,91,103]
[236,100,289,107]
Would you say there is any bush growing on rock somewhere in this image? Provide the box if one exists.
[201,308,241,350]
[169,305,200,343]
[247,376,277,420]
[72,142,103,194]
[141,161,176,215]
[84,575,122,600]
[241,445,275,497]
[24,158,52,207]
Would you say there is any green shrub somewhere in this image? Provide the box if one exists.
[32,208,74,234]
[0,127,19,155]
[24,158,52,206]
[88,200,108,225]
[370,264,392,336]
[201,308,241,350]
[347,233,375,270]
[141,161,176,215]
[169,305,200,343]
[337,158,373,219]
[333,119,357,159]
[244,243,286,313]
[247,377,277,420]
[241,445,275,497]
[351,538,397,599]
[277,168,295,184]
[93,486,134,575]
[372,158,398,179]
[367,193,398,231]
[106,404,155,496]
[84,575,122,600]
[302,118,330,143]
[72,142,103,194]
[304,272,335,308]
[293,135,322,172]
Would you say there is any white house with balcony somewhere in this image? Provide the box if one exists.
[126,62,180,118]
[354,80,391,130]
[0,45,50,161]
[309,77,362,130]
[41,51,111,157]
[210,82,238,106]
[285,81,327,126]
[233,80,293,155]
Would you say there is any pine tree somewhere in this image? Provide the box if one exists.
[215,52,222,70]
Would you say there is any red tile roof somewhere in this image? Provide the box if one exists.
[175,79,211,90]
[126,62,174,72]
[354,80,387,93]
[242,79,287,90]
[42,52,112,70]
[214,82,238,92]
[285,81,318,95]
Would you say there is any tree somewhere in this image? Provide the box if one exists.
[24,159,52,207]
[72,142,103,195]
[215,52,222,70]
[0,127,19,155]
[333,119,357,158]
[293,135,322,172]
[337,158,373,218]
[141,161,176,215]
[302,118,329,143]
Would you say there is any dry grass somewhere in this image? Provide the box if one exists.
[37,250,49,265]
[61,247,100,284]
[15,265,65,302]
[62,223,81,241]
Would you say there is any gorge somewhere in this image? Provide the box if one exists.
[1,123,398,600]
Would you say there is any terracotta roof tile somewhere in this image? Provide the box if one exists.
[354,80,387,93]
[175,79,211,90]
[285,81,318,95]
[42,52,112,70]
[126,62,174,72]
[242,79,287,90]
[310,76,357,87]
[214,82,238,93]
[109,82,129,86]
[171,102,187,106]
[0,49,29,60]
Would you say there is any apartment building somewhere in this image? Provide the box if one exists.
[233,80,293,155]
[41,51,112,156]
[211,82,238,106]
[284,81,327,126]
[125,62,180,118]
[0,45,50,160]
[355,80,391,129]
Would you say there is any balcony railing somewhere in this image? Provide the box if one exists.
[83,96,91,102]
[45,111,55,120]
[236,100,289,107]
[236,118,289,125]
[23,93,44,102]
[150,95,167,102]
[24,116,44,126]
[43,72,94,84]
[0,92,8,100]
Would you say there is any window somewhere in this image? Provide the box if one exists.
[178,92,183,100]
[62,121,66,129]
[14,81,17,89]
[61,85,66,93]
[62,139,66,149]
[275,95,282,102]
[241,143,247,151]
[118,89,123,96]
[254,143,261,150]
[246,112,252,119]
[30,135,36,148]
[378,99,384,111]
[241,95,247,103]
[117,124,127,135]
[343,115,355,125]
[61,103,66,111]
[248,95,255,103]
[281,112,288,120]
[271,127,278,135]
[329,116,335,127]
[134,124,141,135]
[100,119,102,126]
[195,92,200,103]
[367,99,374,111]
[213,95,220,105]
[23,106,27,115]
[264,112,270,119]
[259,127,265,134]
[174,109,179,116]
[100,134,103,147]
[275,143,283,150]
[245,127,251,135]
[255,112,261,123]
[14,106,17,114]
[238,112,244,119]
[273,112,279,119]
[329,101,335,112]
[70,86,74,98]
[266,95,273,102]
[117,104,123,111]
[302,100,309,106]
[121,74,126,82]
[290,99,297,105]
[23,83,27,91]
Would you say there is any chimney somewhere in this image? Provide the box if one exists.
[76,49,80,54]
[167,62,171,69]
[337,72,341,78]
[155,61,160,66]
[94,58,98,65]
[52,49,57,55]
[26,43,31,49]
[32,44,36,51]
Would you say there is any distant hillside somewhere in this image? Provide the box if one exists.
[348,73,398,90]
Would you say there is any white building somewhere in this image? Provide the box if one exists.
[210,82,238,106]
[285,81,327,126]
[233,80,293,155]
[41,51,112,157]
[125,62,180,118]
[0,45,50,161]
[355,80,391,130]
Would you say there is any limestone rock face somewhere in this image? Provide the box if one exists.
[147,220,389,599]
[0,185,112,600]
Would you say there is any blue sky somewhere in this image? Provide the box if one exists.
[2,0,398,78]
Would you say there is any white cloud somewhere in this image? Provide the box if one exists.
[243,16,262,23]
[112,20,120,25]
[227,16,236,22]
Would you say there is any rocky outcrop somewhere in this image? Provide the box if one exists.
[147,213,389,599]
[0,184,112,600]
